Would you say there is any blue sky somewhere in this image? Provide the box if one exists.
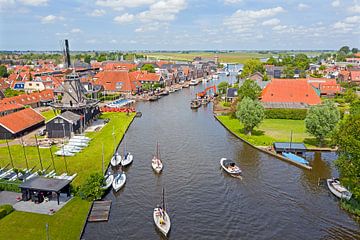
[0,0,359,50]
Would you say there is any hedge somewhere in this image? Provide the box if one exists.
[265,108,308,120]
[0,180,21,193]
[0,204,14,219]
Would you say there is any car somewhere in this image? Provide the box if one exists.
[38,129,46,136]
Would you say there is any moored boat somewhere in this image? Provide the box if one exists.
[327,178,352,200]
[189,79,199,86]
[220,158,242,176]
[190,99,201,109]
[110,153,122,167]
[282,152,309,166]
[122,152,133,167]
[112,172,126,192]
[102,173,114,190]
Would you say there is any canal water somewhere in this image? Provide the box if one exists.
[83,76,360,240]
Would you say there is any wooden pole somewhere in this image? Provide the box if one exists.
[34,134,43,171]
[5,136,14,169]
[49,147,56,173]
[21,138,29,169]
[290,130,293,153]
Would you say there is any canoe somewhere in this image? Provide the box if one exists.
[112,172,126,192]
[327,178,352,201]
[110,153,122,167]
[102,174,114,190]
[121,153,133,167]
[152,157,163,173]
[220,158,242,175]
[153,207,171,237]
[282,152,309,166]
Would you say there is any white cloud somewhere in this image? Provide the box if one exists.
[349,4,360,13]
[19,0,47,6]
[70,28,82,33]
[0,0,15,11]
[297,3,309,10]
[40,15,64,24]
[272,25,287,31]
[114,13,134,24]
[331,0,340,7]
[89,9,106,17]
[332,15,360,33]
[95,0,155,9]
[224,6,284,33]
[110,39,117,43]
[262,18,280,26]
[224,0,243,4]
[138,0,187,22]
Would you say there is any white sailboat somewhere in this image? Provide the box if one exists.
[121,143,133,167]
[153,188,171,237]
[110,152,122,167]
[112,172,126,192]
[151,142,163,173]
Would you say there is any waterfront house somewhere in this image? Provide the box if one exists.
[46,111,82,138]
[0,108,45,139]
[261,79,321,107]
[93,70,141,94]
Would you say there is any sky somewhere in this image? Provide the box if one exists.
[0,0,359,51]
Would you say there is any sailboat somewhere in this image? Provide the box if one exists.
[110,152,122,167]
[112,169,126,192]
[121,143,133,167]
[153,188,171,237]
[151,142,163,173]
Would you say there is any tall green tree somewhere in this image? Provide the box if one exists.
[334,114,360,200]
[84,55,91,64]
[339,46,350,54]
[294,53,310,70]
[217,81,229,95]
[0,65,8,78]
[344,88,358,103]
[240,59,265,78]
[238,79,262,101]
[351,48,359,54]
[236,97,265,135]
[305,100,340,146]
[78,173,104,201]
[141,64,155,73]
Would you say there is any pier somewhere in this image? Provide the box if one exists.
[88,200,112,222]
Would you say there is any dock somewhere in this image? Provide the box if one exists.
[88,200,112,222]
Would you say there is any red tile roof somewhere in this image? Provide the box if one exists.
[350,71,360,82]
[132,71,162,82]
[101,62,137,71]
[94,70,140,92]
[0,108,45,134]
[261,79,321,105]
[0,103,24,114]
[0,90,54,106]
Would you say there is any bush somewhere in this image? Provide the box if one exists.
[0,204,14,219]
[222,102,231,107]
[0,180,21,192]
[78,173,104,201]
[265,108,308,120]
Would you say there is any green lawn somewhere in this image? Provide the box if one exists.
[40,110,59,122]
[0,112,135,186]
[0,197,91,240]
[217,115,321,147]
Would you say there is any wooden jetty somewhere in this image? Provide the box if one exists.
[88,200,112,222]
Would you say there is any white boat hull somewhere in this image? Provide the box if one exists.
[112,173,126,192]
[111,154,122,167]
[102,174,114,190]
[220,158,242,175]
[121,154,133,166]
[153,208,171,237]
[327,179,352,201]
[152,158,163,173]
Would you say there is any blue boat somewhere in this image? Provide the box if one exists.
[282,152,309,166]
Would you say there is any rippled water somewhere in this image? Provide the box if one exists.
[83,78,360,240]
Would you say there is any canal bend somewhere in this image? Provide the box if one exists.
[83,78,360,240]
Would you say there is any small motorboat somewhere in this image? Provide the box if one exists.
[189,79,199,86]
[111,153,122,167]
[153,188,171,237]
[149,95,158,101]
[169,88,175,93]
[190,100,201,109]
[152,143,163,173]
[327,178,352,201]
[220,158,242,176]
[112,172,126,192]
[122,152,133,167]
[102,173,114,190]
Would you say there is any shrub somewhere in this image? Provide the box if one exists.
[0,180,21,192]
[222,102,231,107]
[78,173,104,201]
[0,204,14,219]
[264,108,308,120]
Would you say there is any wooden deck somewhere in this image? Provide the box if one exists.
[88,200,112,222]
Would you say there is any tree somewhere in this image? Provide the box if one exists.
[333,114,360,200]
[336,51,347,62]
[217,81,229,95]
[78,173,104,201]
[238,79,262,101]
[0,65,8,78]
[305,100,340,146]
[266,56,278,65]
[350,100,360,116]
[141,64,155,73]
[319,65,326,71]
[84,55,91,64]
[339,46,350,54]
[97,54,107,62]
[283,65,295,78]
[344,88,358,103]
[294,53,310,70]
[351,48,359,54]
[240,59,265,79]
[236,97,265,135]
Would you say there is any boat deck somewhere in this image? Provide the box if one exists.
[88,200,112,222]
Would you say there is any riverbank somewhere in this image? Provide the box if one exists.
[0,112,135,239]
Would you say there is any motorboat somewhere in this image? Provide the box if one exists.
[189,79,199,86]
[112,172,126,192]
[327,178,352,201]
[220,158,242,176]
[153,188,171,237]
[110,153,122,167]
[190,99,201,109]
[102,173,114,190]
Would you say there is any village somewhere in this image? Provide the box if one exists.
[0,42,359,239]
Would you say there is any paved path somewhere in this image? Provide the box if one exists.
[0,191,21,206]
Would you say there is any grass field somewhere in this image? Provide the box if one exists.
[217,115,322,147]
[0,112,135,186]
[0,197,91,240]
[143,52,273,64]
[40,110,59,121]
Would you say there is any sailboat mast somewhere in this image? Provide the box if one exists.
[5,136,14,169]
[162,188,165,211]
[102,144,104,174]
[21,138,29,169]
[34,134,43,171]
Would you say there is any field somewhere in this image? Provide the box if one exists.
[0,197,91,240]
[143,52,273,64]
[40,109,59,121]
[217,115,322,147]
[0,112,135,186]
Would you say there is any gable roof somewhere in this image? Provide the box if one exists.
[59,111,81,123]
[0,90,54,106]
[261,79,321,105]
[0,108,45,134]
[94,70,140,92]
